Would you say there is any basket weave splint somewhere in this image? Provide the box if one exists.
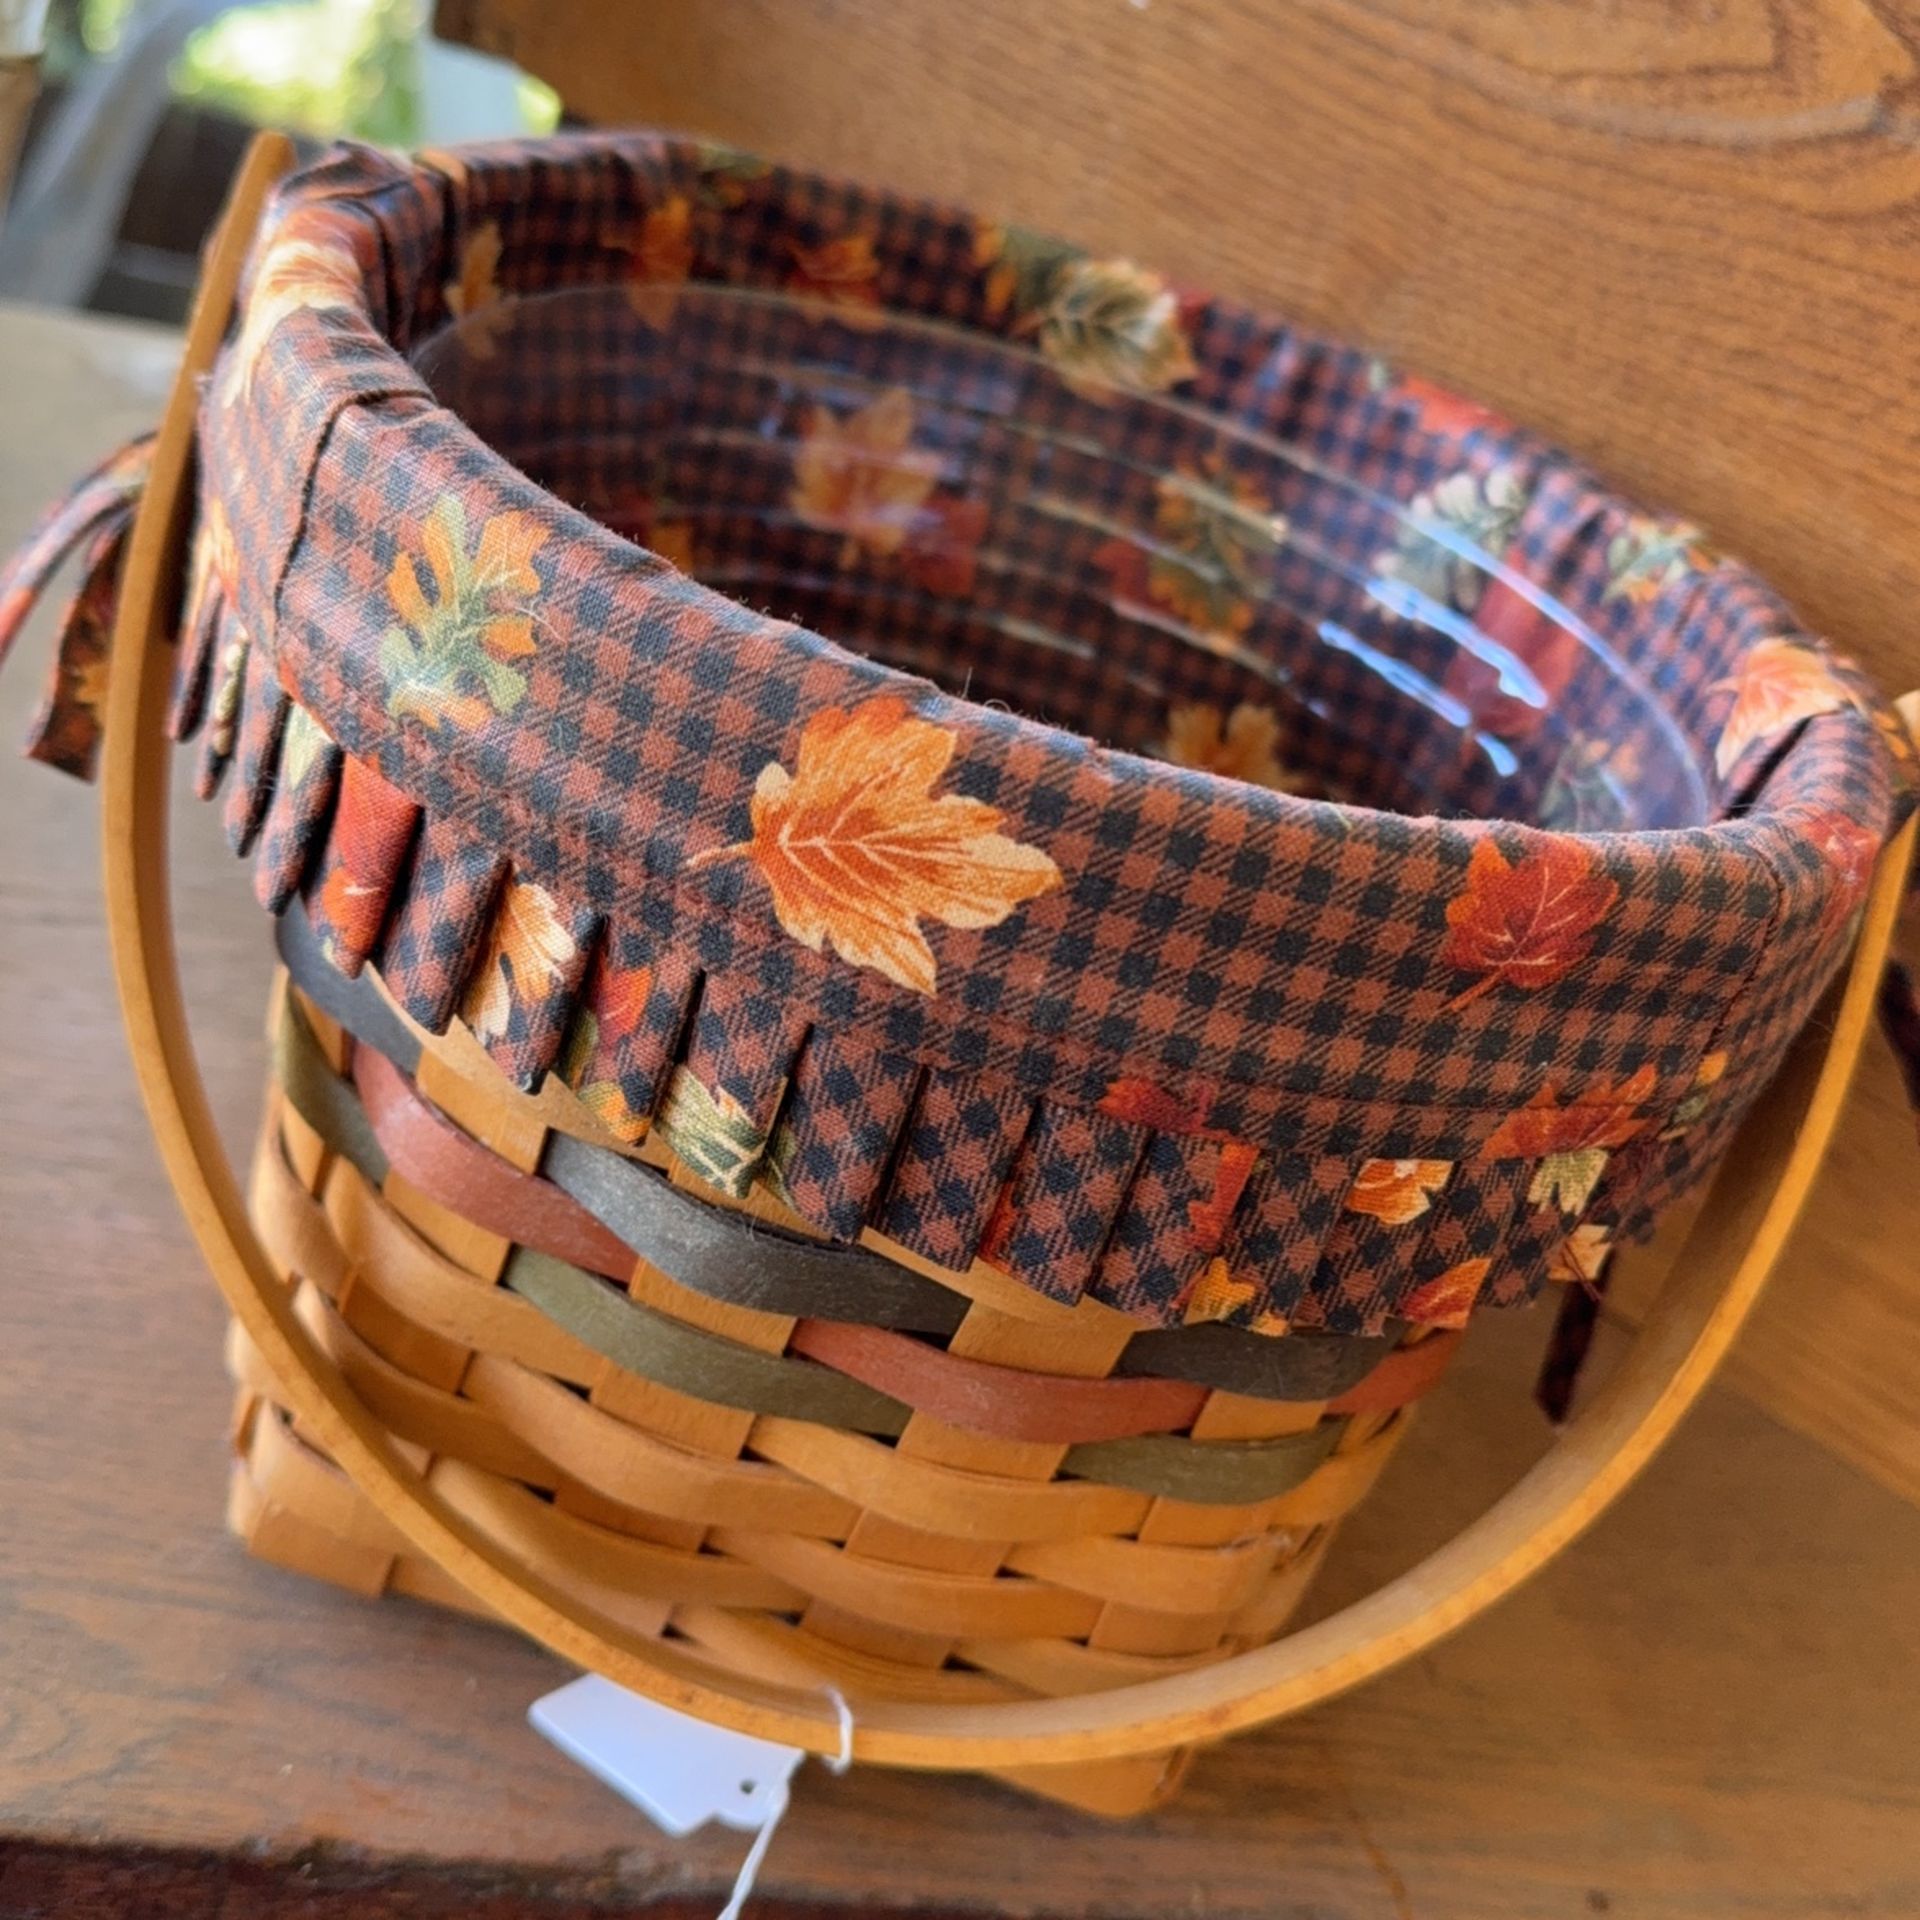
[1,130,1913,1815]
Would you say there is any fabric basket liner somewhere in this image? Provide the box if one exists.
[1,130,1911,1346]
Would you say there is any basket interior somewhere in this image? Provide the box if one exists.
[411,285,1710,833]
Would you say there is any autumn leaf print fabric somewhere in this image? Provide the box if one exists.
[4,130,1896,1341]
[381,496,547,733]
[1712,638,1857,780]
[217,220,364,407]
[1441,840,1617,1008]
[689,696,1062,996]
[975,222,1197,396]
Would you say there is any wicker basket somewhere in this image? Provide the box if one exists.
[2,130,1913,1817]
[238,901,1430,1812]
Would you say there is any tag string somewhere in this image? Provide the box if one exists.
[716,1791,787,1920]
[824,1685,855,1774]
[716,1688,855,1920]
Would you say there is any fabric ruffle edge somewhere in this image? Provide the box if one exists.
[0,433,153,779]
[176,628,1665,1338]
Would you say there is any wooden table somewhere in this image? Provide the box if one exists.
[3,302,1917,1920]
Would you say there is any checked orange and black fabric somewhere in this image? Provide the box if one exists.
[2,131,1911,1341]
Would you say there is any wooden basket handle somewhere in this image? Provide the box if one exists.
[101,131,1916,1770]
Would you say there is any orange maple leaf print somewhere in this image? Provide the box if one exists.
[417,147,471,190]
[1712,638,1853,779]
[462,879,578,1045]
[609,196,695,328]
[219,223,362,407]
[68,654,111,719]
[1441,838,1617,1008]
[790,388,942,564]
[1442,579,1583,746]
[647,519,698,573]
[1393,372,1501,441]
[1187,1139,1260,1250]
[1346,1157,1453,1226]
[689,695,1061,994]
[1802,809,1882,940]
[592,958,656,1046]
[1400,1258,1491,1328]
[1160,701,1299,792]
[1181,1257,1257,1325]
[1481,1063,1657,1160]
[1549,1223,1613,1287]
[1098,1075,1215,1132]
[787,233,883,319]
[902,495,989,598]
[444,222,506,356]
[577,1078,651,1145]
[1179,1256,1289,1331]
[314,754,415,961]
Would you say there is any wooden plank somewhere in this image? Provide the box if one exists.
[435,0,1920,1505]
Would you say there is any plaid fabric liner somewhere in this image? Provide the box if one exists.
[4,131,1912,1337]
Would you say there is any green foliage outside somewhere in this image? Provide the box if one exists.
[64,0,560,146]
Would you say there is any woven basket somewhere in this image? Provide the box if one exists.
[242,901,1427,1812]
[2,130,1913,1816]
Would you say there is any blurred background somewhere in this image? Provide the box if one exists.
[0,0,551,319]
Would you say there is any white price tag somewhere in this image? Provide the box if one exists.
[530,1674,804,1837]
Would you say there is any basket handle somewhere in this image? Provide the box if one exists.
[103,130,1916,1770]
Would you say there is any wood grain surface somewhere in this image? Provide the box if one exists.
[4,300,1920,1916]
[431,0,1920,1511]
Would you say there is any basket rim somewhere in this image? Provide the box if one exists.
[223,134,1907,841]
[161,129,1915,1336]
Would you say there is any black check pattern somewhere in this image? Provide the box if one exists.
[985,1100,1149,1303]
[684,966,812,1139]
[556,927,702,1141]
[21,516,128,779]
[222,649,287,858]
[468,890,601,1091]
[252,716,342,914]
[301,750,420,978]
[0,433,151,770]
[1088,1130,1255,1323]
[1490,1192,1582,1311]
[772,1030,923,1241]
[374,811,507,1031]
[1311,1193,1443,1338]
[1220,1153,1358,1330]
[877,1069,1034,1271]
[1415,1160,1533,1310]
[6,130,1905,1338]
